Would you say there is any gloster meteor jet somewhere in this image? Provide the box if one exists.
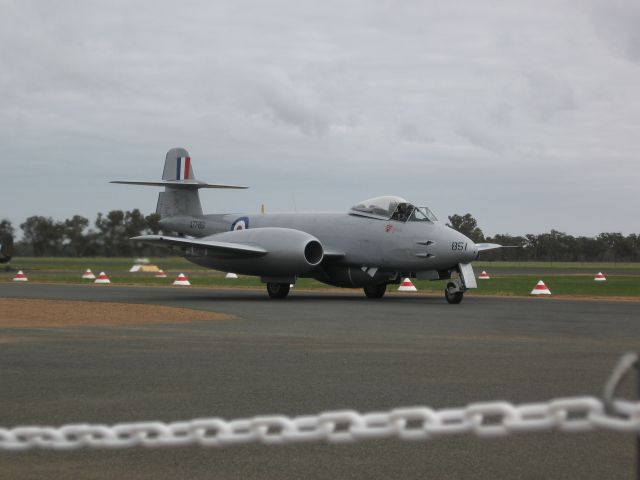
[113,148,503,303]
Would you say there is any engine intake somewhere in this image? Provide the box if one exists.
[304,240,323,266]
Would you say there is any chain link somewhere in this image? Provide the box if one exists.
[0,396,638,451]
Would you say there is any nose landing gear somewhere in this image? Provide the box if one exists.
[444,280,464,304]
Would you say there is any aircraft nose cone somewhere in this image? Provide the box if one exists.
[456,231,478,262]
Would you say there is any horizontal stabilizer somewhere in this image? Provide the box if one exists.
[131,235,267,257]
[111,180,248,189]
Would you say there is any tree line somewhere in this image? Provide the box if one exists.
[0,211,638,261]
[447,213,639,262]
[0,211,165,257]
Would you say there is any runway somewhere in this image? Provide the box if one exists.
[0,283,638,479]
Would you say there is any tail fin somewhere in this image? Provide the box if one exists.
[157,148,202,217]
[162,147,194,181]
[111,147,248,218]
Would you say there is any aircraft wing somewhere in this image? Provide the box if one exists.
[475,243,520,251]
[131,235,267,257]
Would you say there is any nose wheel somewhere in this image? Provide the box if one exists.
[267,282,291,299]
[444,281,464,304]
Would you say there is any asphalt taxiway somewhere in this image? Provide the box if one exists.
[0,283,638,479]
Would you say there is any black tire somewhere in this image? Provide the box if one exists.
[444,282,464,304]
[363,283,387,299]
[266,282,290,299]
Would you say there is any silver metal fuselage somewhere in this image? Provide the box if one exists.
[161,212,477,284]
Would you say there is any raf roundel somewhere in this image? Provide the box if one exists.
[231,216,250,231]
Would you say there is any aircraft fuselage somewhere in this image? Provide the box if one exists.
[160,212,477,287]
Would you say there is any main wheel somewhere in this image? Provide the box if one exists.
[267,282,291,299]
[363,283,387,299]
[444,282,464,304]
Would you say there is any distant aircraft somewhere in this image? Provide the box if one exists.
[113,148,505,303]
[0,245,11,264]
[0,239,12,264]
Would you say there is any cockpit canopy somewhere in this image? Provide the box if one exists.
[349,196,438,223]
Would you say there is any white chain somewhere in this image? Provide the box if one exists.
[0,396,638,451]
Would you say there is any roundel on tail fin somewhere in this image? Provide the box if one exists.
[231,217,250,231]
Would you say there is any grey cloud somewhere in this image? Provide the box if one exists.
[520,71,579,122]
[252,69,331,136]
[582,0,640,63]
[1,0,639,236]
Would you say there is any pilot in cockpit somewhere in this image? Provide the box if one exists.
[391,202,413,222]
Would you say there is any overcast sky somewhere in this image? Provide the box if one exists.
[1,0,639,237]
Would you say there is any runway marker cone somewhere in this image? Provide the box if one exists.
[173,273,191,286]
[13,270,28,282]
[530,280,551,295]
[94,272,111,284]
[398,278,417,292]
[478,271,490,280]
[225,272,238,279]
[594,272,607,282]
[155,269,167,278]
[82,269,95,279]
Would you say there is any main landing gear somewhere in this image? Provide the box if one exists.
[444,280,464,304]
[363,283,387,299]
[266,282,290,299]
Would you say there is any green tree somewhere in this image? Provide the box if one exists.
[63,215,90,257]
[95,209,152,256]
[575,236,606,262]
[0,219,14,262]
[0,219,14,245]
[535,230,576,261]
[95,210,126,256]
[447,213,485,242]
[629,234,640,262]
[483,234,526,261]
[20,216,65,256]
[124,209,148,256]
[144,213,163,234]
[598,232,633,262]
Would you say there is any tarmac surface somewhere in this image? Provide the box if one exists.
[0,283,639,479]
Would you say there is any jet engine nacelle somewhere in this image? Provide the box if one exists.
[0,243,13,264]
[188,227,324,276]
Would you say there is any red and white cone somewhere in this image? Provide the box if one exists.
[530,280,551,295]
[594,272,606,282]
[397,278,417,292]
[173,273,191,286]
[94,272,111,284]
[225,272,238,279]
[13,270,28,282]
[478,271,490,280]
[155,269,167,278]
[82,269,96,279]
